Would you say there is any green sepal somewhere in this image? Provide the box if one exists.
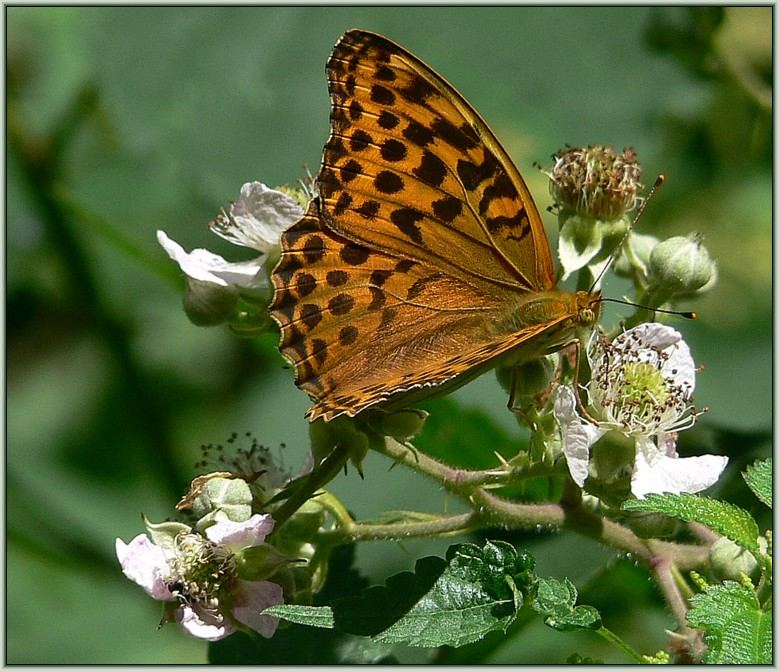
[235,544,293,581]
[142,514,189,552]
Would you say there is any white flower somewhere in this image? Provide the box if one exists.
[554,323,728,499]
[116,514,283,641]
[157,182,304,289]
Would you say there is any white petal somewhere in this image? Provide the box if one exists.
[115,534,173,601]
[210,182,303,252]
[231,579,284,638]
[175,605,235,641]
[554,386,606,486]
[612,323,696,395]
[157,230,266,288]
[631,437,729,499]
[204,513,275,550]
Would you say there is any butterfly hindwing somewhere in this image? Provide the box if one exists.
[272,199,521,420]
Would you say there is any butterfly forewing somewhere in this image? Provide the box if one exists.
[321,30,555,293]
[270,30,591,421]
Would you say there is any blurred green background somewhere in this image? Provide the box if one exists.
[7,6,771,664]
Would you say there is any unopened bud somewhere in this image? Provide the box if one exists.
[235,543,292,581]
[190,477,253,528]
[710,536,764,581]
[182,278,240,326]
[378,408,428,440]
[648,233,717,297]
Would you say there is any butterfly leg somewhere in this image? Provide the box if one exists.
[506,366,537,429]
[568,339,601,425]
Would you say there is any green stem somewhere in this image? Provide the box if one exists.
[319,512,479,544]
[270,443,351,530]
[596,626,645,663]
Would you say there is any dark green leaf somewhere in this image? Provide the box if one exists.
[533,578,602,631]
[622,493,760,552]
[533,577,577,617]
[687,581,772,664]
[333,541,533,648]
[552,606,602,631]
[743,459,772,508]
[333,556,447,637]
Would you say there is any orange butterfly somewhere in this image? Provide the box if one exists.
[270,30,600,422]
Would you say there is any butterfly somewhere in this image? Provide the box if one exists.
[270,29,601,422]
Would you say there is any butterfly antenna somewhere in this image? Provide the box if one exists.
[588,174,665,292]
[597,296,696,320]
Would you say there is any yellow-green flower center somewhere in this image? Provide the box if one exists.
[169,533,236,607]
[618,362,669,414]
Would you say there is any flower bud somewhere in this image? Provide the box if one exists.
[547,145,642,221]
[377,408,428,440]
[496,358,555,403]
[182,278,240,326]
[190,477,253,528]
[624,510,678,539]
[710,536,764,581]
[235,543,292,581]
[648,233,717,297]
[584,431,634,507]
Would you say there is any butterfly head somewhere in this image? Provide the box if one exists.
[575,290,602,327]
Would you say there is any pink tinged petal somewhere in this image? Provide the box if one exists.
[211,182,303,252]
[631,437,729,499]
[554,387,606,487]
[231,579,284,639]
[205,513,275,549]
[156,230,266,288]
[115,534,174,601]
[175,605,235,641]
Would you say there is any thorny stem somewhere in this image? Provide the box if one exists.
[367,435,712,645]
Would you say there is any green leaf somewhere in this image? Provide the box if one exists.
[743,459,772,508]
[622,493,760,552]
[533,578,602,631]
[263,604,334,629]
[687,581,772,664]
[333,540,534,648]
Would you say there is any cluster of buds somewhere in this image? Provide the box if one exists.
[544,145,717,303]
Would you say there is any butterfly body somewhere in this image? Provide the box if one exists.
[270,30,600,422]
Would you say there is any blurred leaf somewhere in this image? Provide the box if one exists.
[742,459,771,509]
[415,397,520,469]
[687,580,771,664]
[208,627,397,664]
[645,7,725,79]
[622,493,760,553]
